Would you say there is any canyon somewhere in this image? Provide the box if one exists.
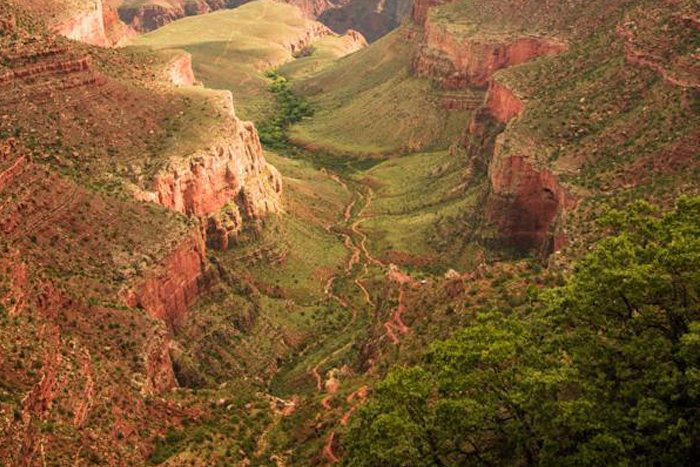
[115,0,413,42]
[1,0,698,465]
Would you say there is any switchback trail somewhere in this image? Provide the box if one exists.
[291,157,416,464]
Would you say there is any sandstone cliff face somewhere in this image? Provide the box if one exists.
[53,0,132,47]
[167,53,199,86]
[477,78,572,253]
[125,228,211,328]
[410,0,572,253]
[141,326,179,395]
[135,100,282,223]
[413,22,566,89]
[486,147,576,254]
[53,0,108,46]
[485,80,523,123]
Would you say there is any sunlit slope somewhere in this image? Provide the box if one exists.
[278,32,368,82]
[130,0,361,121]
[289,26,472,156]
[360,150,486,271]
[131,1,322,120]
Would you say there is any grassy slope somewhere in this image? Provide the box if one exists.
[289,26,471,156]
[361,150,485,272]
[130,0,354,121]
[278,34,366,82]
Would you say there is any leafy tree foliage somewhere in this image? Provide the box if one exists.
[343,198,700,466]
[258,71,314,148]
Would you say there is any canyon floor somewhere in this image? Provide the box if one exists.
[103,3,493,465]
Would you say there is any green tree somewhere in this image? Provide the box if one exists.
[343,198,700,467]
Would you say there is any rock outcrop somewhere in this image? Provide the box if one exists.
[485,80,523,123]
[413,23,566,89]
[486,150,576,254]
[135,93,282,222]
[53,0,133,47]
[142,327,179,395]
[125,228,211,328]
[53,0,109,46]
[167,53,199,86]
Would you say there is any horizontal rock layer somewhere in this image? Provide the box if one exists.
[413,24,566,89]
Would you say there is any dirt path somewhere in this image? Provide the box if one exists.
[311,175,408,464]
[351,188,385,268]
[382,265,414,344]
[256,395,297,463]
[323,432,340,463]
[340,385,369,426]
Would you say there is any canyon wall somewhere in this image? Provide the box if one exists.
[118,0,232,32]
[125,228,212,328]
[410,0,573,253]
[486,149,576,254]
[116,0,409,42]
[135,95,282,223]
[319,0,415,43]
[485,80,523,123]
[413,24,565,89]
[52,0,132,47]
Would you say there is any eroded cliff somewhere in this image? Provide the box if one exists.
[134,90,282,248]
[412,24,565,89]
[47,0,133,46]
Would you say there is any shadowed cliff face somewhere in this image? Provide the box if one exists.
[318,0,415,42]
[486,153,577,254]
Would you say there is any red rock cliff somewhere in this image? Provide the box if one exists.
[485,80,523,123]
[53,0,132,47]
[413,17,566,88]
[136,97,282,220]
[125,228,211,328]
[486,144,577,254]
[167,53,199,87]
[134,91,282,250]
